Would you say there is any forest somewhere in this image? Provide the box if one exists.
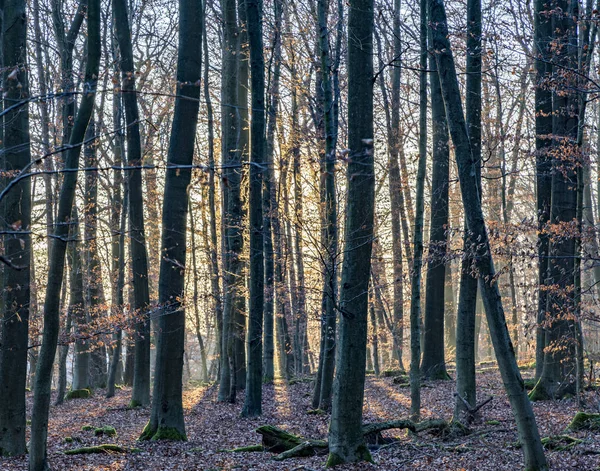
[1,0,600,469]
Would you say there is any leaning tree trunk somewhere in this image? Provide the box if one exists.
[29,0,100,468]
[0,0,32,455]
[326,0,374,463]
[114,0,152,407]
[139,0,203,442]
[428,1,548,469]
[421,40,450,380]
[454,0,481,423]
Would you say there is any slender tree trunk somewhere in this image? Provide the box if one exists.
[409,0,428,423]
[217,0,241,403]
[421,38,450,380]
[326,0,374,461]
[190,201,209,382]
[454,0,481,422]
[202,0,222,384]
[140,0,203,442]
[107,185,127,398]
[83,118,107,389]
[429,1,548,468]
[313,0,339,411]
[533,0,553,382]
[114,0,151,407]
[29,0,100,467]
[262,0,282,383]
[369,290,380,377]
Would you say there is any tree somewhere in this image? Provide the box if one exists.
[0,0,32,456]
[218,0,241,403]
[140,0,203,442]
[29,0,101,467]
[533,0,553,381]
[241,0,266,417]
[114,0,152,407]
[421,29,450,380]
[262,0,283,383]
[454,0,482,422]
[410,0,428,422]
[326,0,374,462]
[428,0,548,468]
[530,0,580,401]
[312,0,340,411]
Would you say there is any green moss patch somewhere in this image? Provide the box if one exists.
[567,412,600,432]
[94,426,117,437]
[64,444,128,455]
[66,389,91,400]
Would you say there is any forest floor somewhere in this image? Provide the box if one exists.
[2,368,600,470]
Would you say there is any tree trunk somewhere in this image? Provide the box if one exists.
[409,0,428,423]
[241,0,266,417]
[454,0,481,423]
[113,0,152,407]
[202,0,222,383]
[313,0,339,411]
[262,0,282,383]
[531,0,580,401]
[190,201,209,382]
[82,118,107,389]
[421,40,450,380]
[140,0,203,442]
[326,0,374,462]
[217,0,241,403]
[29,0,100,467]
[0,0,32,457]
[428,1,548,469]
[533,0,553,382]
[107,185,127,398]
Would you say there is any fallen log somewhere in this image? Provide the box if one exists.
[249,420,449,460]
